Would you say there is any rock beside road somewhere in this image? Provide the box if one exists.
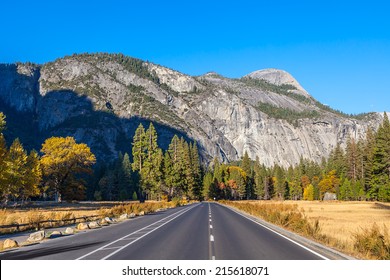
[49,231,62,238]
[3,239,18,249]
[27,230,46,242]
[88,221,100,229]
[119,213,128,220]
[129,213,136,218]
[77,223,89,230]
[65,227,75,234]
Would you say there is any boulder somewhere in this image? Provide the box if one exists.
[100,218,109,226]
[88,221,100,229]
[27,230,45,242]
[129,213,136,218]
[156,208,167,212]
[3,239,18,249]
[104,217,113,224]
[49,231,62,238]
[323,192,337,201]
[138,211,145,216]
[119,213,128,220]
[65,227,75,234]
[77,222,89,230]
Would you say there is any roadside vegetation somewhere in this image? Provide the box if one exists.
[220,200,390,260]
[0,199,187,235]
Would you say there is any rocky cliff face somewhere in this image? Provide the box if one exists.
[0,54,382,167]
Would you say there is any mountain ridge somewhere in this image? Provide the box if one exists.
[0,53,383,167]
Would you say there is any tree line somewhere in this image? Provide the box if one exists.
[203,113,390,202]
[0,112,203,204]
[0,112,96,204]
[89,123,203,202]
[2,109,390,204]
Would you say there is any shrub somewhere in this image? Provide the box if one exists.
[353,224,390,260]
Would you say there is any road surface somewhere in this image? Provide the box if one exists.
[0,202,329,260]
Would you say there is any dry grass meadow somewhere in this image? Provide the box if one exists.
[222,200,390,259]
[0,200,185,235]
[289,201,390,245]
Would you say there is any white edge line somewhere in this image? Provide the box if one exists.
[100,246,124,250]
[101,204,198,260]
[76,204,198,260]
[219,204,330,260]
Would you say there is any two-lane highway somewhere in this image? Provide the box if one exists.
[0,202,328,260]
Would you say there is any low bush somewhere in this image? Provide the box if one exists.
[353,224,390,260]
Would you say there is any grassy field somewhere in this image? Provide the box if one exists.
[290,201,390,245]
[221,200,390,260]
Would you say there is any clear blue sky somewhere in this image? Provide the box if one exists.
[1,0,389,114]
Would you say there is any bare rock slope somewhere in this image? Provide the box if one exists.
[0,54,381,167]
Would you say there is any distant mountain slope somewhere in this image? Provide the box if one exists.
[0,53,382,167]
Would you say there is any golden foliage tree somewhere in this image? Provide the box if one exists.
[6,139,28,203]
[303,184,315,201]
[318,170,340,199]
[40,136,96,201]
[21,150,42,202]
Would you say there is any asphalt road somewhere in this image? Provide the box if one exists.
[0,202,327,260]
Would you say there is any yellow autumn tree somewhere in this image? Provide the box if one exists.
[2,139,27,204]
[318,170,340,199]
[21,150,42,202]
[303,184,315,201]
[40,136,96,201]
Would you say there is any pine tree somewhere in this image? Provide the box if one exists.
[346,136,359,181]
[363,127,376,193]
[118,153,133,200]
[328,142,346,177]
[241,151,253,199]
[213,157,223,183]
[370,113,390,201]
[202,171,213,200]
[163,151,175,200]
[164,135,185,198]
[180,139,192,197]
[131,123,146,200]
[273,165,285,199]
[132,123,146,174]
[253,156,265,199]
[190,142,202,200]
[98,171,116,201]
[142,123,163,200]
[339,178,353,200]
